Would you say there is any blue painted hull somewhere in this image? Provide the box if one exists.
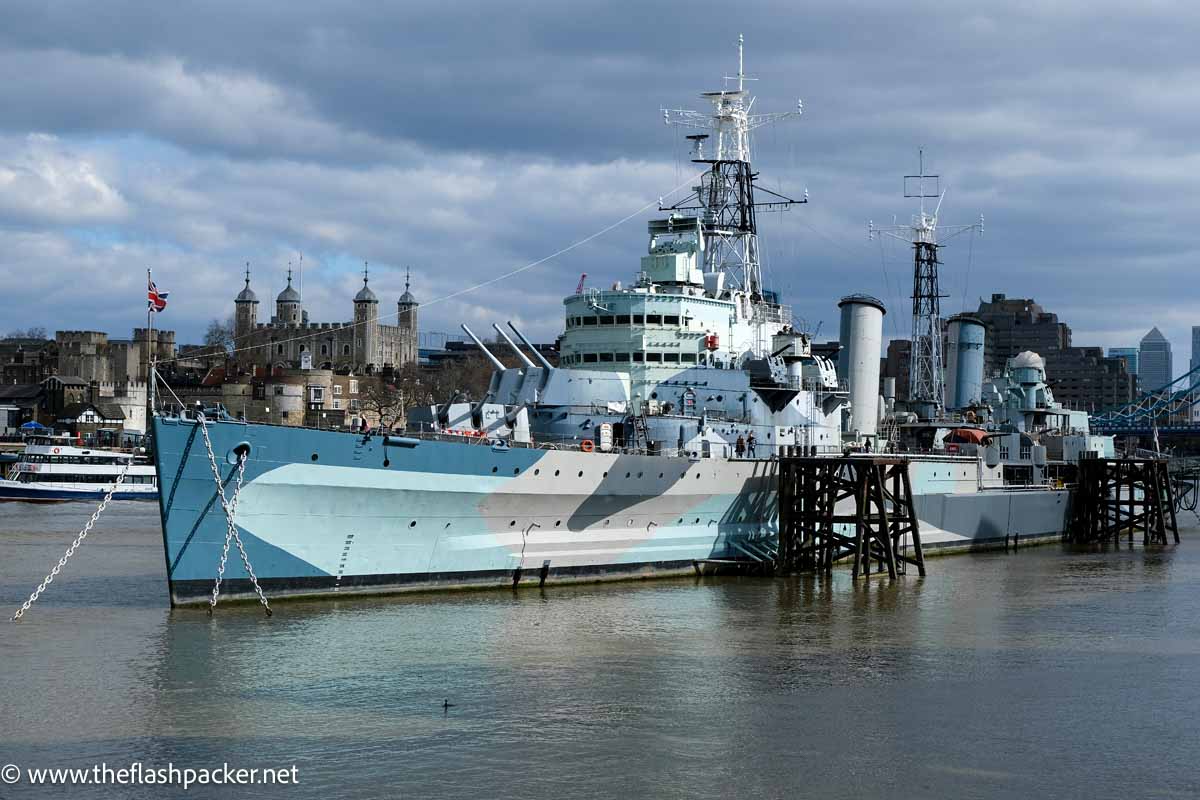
[152,416,1073,606]
[0,484,154,502]
[153,416,780,605]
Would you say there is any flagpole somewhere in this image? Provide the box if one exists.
[147,268,155,429]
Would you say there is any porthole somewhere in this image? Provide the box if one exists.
[694,517,700,523]
[604,520,611,526]
[554,469,560,477]
[509,520,516,527]
[603,471,608,478]
[626,518,633,526]
[513,467,520,475]
[491,466,498,473]
[311,453,319,462]
[383,458,390,467]
[637,472,643,478]
[409,520,417,528]
[677,517,683,524]
[555,520,561,527]
[577,470,583,477]
[716,395,723,402]
[658,472,664,478]
[625,472,631,478]
[695,473,700,479]
[651,392,658,399]
[534,468,540,475]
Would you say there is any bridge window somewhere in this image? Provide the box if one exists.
[663,353,680,363]
[664,315,680,325]
[582,317,598,326]
[681,353,697,363]
[633,314,645,324]
[599,316,615,325]
[599,353,614,362]
[615,353,631,362]
[616,314,631,324]
[633,353,644,362]
[646,353,662,363]
[583,353,598,363]
[646,314,662,325]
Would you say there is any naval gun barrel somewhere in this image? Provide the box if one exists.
[461,324,505,371]
[492,323,535,369]
[508,321,554,371]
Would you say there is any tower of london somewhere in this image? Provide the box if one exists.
[233,266,418,374]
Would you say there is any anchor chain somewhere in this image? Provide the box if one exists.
[196,415,272,616]
[10,458,133,622]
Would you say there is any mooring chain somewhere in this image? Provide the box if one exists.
[196,416,272,617]
[10,458,133,622]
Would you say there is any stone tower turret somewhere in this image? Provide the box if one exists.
[276,269,302,325]
[234,262,259,341]
[353,262,379,371]
[398,267,418,332]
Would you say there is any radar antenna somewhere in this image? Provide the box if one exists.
[661,34,806,301]
[869,150,983,419]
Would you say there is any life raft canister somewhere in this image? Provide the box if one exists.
[705,333,719,351]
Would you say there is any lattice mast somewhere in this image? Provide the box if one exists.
[870,151,982,419]
[661,35,804,301]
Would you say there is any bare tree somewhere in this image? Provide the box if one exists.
[5,326,48,340]
[360,379,408,432]
[203,316,235,352]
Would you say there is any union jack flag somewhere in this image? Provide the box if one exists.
[148,279,169,312]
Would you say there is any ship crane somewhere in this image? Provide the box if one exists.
[869,150,982,420]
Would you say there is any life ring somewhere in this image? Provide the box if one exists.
[580,440,595,453]
[52,447,60,454]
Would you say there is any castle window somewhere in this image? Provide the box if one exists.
[343,344,351,356]
[350,399,361,411]
[321,344,328,356]
[277,344,284,355]
[349,380,359,394]
[299,345,306,352]
[334,385,343,396]
[332,399,341,410]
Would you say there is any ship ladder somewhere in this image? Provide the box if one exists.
[196,415,272,617]
[10,459,134,621]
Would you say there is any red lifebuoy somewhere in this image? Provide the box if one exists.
[580,440,595,453]
[52,447,60,454]
[705,333,719,351]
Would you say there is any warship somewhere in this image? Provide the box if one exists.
[151,41,1112,605]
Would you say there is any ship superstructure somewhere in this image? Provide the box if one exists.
[151,41,1109,606]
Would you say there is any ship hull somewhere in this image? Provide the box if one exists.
[153,417,1071,606]
[0,481,156,502]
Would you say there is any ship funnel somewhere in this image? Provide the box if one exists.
[837,294,886,438]
[460,324,505,371]
[945,314,986,409]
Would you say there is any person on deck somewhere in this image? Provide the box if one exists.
[735,435,746,459]
[747,432,757,459]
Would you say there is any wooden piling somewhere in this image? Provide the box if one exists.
[1067,457,1179,546]
[777,456,924,578]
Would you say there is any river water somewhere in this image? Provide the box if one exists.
[1,501,1199,799]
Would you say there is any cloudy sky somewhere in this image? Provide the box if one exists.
[2,1,1197,373]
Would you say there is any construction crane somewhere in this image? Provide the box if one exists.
[575,273,587,294]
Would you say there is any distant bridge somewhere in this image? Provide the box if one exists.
[1089,363,1200,436]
